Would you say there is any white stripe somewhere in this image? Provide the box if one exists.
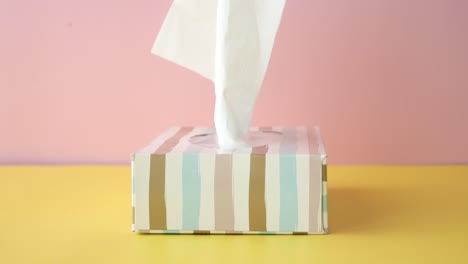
[131,157,136,230]
[133,154,151,230]
[136,127,179,154]
[264,126,283,231]
[165,153,183,230]
[296,126,309,154]
[296,126,310,232]
[198,128,217,230]
[199,128,218,154]
[268,126,283,154]
[265,154,280,231]
[296,154,310,232]
[309,154,323,233]
[232,153,251,231]
[322,181,328,232]
[131,159,135,207]
[323,213,328,232]
[198,153,216,230]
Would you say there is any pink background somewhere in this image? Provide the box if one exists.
[1,0,467,165]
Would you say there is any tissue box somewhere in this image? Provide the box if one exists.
[131,126,328,234]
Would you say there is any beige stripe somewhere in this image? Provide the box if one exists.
[154,127,193,154]
[249,145,268,231]
[215,154,234,231]
[248,126,271,232]
[293,232,308,235]
[193,230,211,235]
[148,127,193,230]
[252,145,268,155]
[308,127,322,233]
[322,164,328,182]
[149,154,167,230]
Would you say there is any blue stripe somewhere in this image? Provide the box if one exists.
[322,194,328,213]
[258,231,277,235]
[182,153,201,230]
[280,154,298,231]
[279,128,298,232]
[163,230,181,234]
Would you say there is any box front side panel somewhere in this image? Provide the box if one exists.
[133,153,326,234]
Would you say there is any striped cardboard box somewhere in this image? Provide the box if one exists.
[131,126,328,234]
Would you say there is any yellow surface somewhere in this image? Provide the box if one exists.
[1,166,468,264]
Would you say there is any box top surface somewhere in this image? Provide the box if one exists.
[135,126,326,156]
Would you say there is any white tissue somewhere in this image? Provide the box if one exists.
[152,0,286,149]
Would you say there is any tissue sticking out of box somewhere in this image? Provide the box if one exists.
[151,0,287,150]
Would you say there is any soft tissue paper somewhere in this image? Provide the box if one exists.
[152,0,286,149]
[131,0,328,234]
